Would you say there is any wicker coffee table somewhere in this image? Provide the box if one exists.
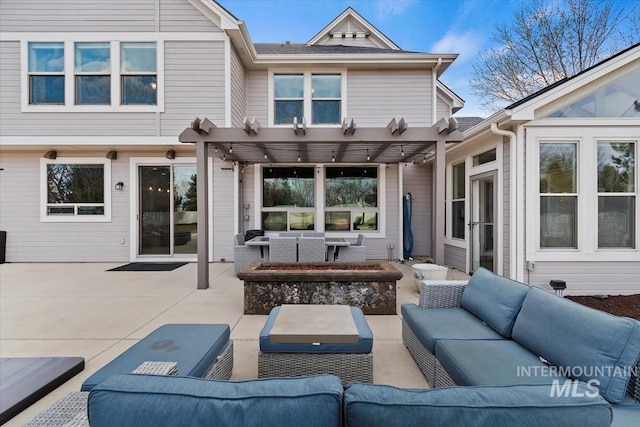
[258,305,373,385]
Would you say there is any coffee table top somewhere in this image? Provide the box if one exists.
[269,305,359,344]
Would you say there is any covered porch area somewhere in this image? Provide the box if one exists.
[179,117,463,289]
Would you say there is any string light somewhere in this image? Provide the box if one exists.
[264,152,268,159]
[331,151,335,162]
[423,154,427,163]
[222,153,226,161]
[366,149,370,162]
[401,145,405,157]
[297,151,301,162]
[229,144,233,154]
[214,146,218,153]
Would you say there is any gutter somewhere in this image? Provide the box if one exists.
[490,122,519,280]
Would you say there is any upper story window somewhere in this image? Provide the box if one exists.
[121,42,157,105]
[75,42,110,105]
[539,142,578,249]
[28,42,65,104]
[41,158,111,222]
[23,40,161,111]
[272,72,343,126]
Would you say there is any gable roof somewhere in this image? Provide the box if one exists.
[306,7,400,50]
[506,42,640,110]
[254,43,414,55]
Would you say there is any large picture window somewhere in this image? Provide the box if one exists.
[451,162,465,239]
[325,167,378,231]
[41,158,111,222]
[262,167,315,231]
[272,72,343,126]
[28,42,65,104]
[597,141,636,249]
[539,143,577,248]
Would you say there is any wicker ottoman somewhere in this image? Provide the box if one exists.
[258,305,373,385]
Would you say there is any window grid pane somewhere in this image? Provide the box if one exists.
[76,75,110,105]
[122,76,157,105]
[540,196,577,248]
[539,143,577,193]
[598,196,635,248]
[75,42,110,73]
[29,42,64,73]
[121,42,156,73]
[597,142,635,193]
[30,75,64,104]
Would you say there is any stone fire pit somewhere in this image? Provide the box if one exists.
[237,261,403,315]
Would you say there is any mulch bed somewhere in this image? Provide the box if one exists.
[567,294,640,321]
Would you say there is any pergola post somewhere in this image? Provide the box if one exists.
[434,139,446,265]
[196,140,209,289]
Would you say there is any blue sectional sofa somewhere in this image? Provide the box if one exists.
[402,267,640,427]
[87,374,614,427]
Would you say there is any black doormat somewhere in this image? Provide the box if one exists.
[107,262,188,272]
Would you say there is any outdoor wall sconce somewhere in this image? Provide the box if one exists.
[165,150,176,159]
[43,150,57,159]
[114,182,124,191]
[106,150,118,160]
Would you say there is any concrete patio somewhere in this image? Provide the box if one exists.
[0,260,467,426]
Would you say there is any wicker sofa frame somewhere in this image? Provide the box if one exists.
[402,280,640,404]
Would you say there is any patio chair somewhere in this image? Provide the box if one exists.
[269,237,298,262]
[298,237,326,262]
[336,234,366,261]
[234,233,263,276]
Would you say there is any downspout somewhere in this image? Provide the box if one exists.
[490,123,517,280]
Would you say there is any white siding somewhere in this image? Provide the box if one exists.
[230,45,247,128]
[0,152,130,262]
[445,244,466,272]
[529,262,640,295]
[211,156,234,262]
[159,0,222,32]
[348,70,432,127]
[436,96,450,121]
[402,164,432,257]
[0,0,157,32]
[161,40,226,136]
[245,71,268,125]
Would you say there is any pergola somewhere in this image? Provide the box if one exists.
[179,117,464,289]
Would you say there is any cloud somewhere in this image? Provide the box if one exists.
[430,30,483,64]
[372,0,417,21]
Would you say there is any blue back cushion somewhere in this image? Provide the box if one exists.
[344,383,612,427]
[81,324,229,391]
[460,267,530,337]
[260,306,373,353]
[512,287,640,404]
[88,374,343,427]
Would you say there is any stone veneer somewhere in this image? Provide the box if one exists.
[237,261,403,315]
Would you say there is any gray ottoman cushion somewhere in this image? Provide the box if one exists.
[81,324,230,391]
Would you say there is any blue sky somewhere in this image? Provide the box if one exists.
[217,0,637,117]
[217,0,527,118]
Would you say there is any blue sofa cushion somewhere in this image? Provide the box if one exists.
[435,339,569,386]
[259,306,372,353]
[81,324,230,391]
[459,267,530,337]
[401,304,504,353]
[88,374,343,427]
[611,396,640,427]
[343,382,612,427]
[512,287,640,404]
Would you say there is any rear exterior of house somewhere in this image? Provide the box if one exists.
[443,44,640,294]
[0,1,462,264]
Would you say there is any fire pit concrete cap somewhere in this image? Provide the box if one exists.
[238,261,403,282]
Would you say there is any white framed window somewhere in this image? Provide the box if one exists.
[451,162,466,239]
[597,141,636,249]
[261,166,316,231]
[539,142,578,249]
[22,39,162,112]
[325,166,379,232]
[40,157,112,222]
[270,71,345,126]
